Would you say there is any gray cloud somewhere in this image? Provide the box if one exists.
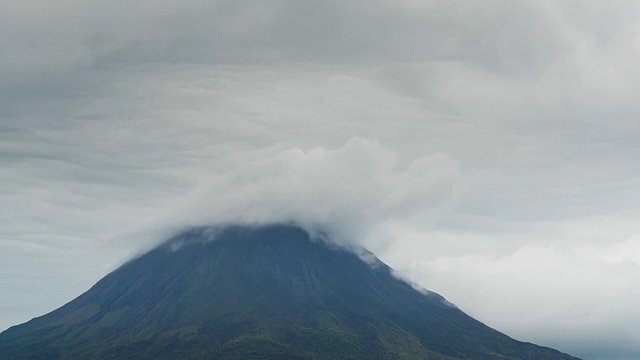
[2,1,640,359]
[0,0,567,84]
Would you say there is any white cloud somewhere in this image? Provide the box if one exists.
[381,216,640,360]
[157,138,462,246]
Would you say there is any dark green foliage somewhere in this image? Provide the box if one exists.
[0,225,580,360]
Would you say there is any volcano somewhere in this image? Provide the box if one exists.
[0,225,579,359]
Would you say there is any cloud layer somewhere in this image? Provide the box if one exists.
[3,1,640,359]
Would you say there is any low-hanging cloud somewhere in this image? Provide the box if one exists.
[157,137,463,247]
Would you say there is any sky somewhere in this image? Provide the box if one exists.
[2,0,640,359]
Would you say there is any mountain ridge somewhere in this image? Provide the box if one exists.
[0,224,580,360]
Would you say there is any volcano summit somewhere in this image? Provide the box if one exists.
[0,225,579,359]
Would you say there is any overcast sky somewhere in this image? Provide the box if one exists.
[2,1,640,359]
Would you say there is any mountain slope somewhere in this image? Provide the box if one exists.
[0,225,579,359]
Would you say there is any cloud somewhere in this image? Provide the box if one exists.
[381,216,640,360]
[157,138,463,247]
[2,1,640,359]
[0,0,569,86]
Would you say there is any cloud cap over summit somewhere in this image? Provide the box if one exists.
[161,138,462,246]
